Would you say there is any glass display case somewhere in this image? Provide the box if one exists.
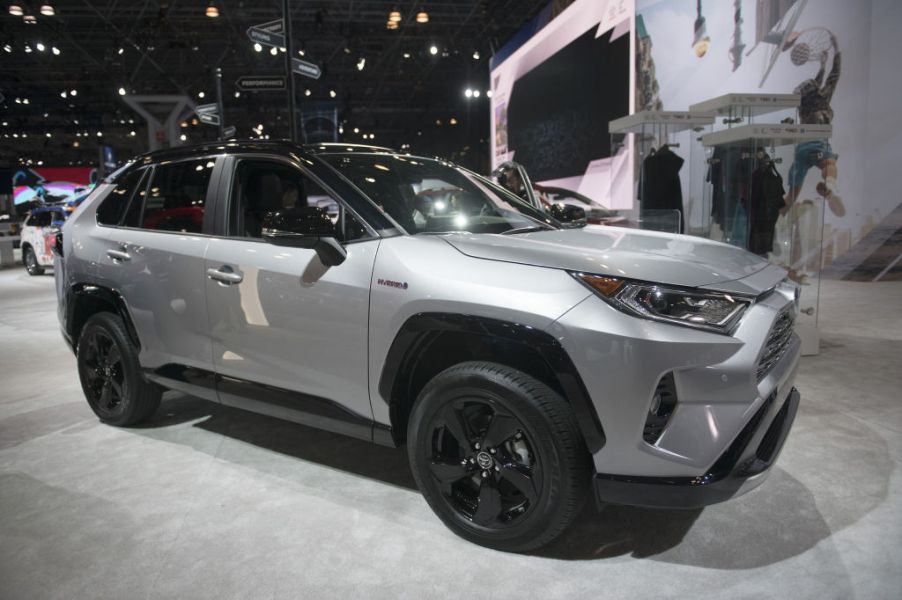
[689,93,801,131]
[701,122,833,355]
[608,110,714,234]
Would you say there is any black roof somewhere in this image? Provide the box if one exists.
[133,140,396,164]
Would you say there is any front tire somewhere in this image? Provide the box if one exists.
[23,246,44,275]
[76,313,161,426]
[408,361,591,552]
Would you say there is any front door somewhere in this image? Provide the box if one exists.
[203,157,379,439]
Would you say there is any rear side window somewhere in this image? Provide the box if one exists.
[97,168,146,226]
[31,211,52,227]
[139,159,214,233]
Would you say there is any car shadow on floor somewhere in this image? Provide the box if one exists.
[134,393,885,567]
[138,394,703,559]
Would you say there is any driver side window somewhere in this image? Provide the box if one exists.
[229,159,369,242]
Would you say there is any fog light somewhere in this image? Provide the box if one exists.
[643,373,678,445]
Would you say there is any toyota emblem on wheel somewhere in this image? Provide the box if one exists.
[476,451,493,469]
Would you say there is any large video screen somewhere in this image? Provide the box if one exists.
[490,0,633,208]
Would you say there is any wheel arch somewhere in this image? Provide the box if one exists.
[67,284,141,351]
[378,312,605,452]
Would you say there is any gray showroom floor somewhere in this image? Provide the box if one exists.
[1,267,900,600]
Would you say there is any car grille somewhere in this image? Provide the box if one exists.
[756,309,795,381]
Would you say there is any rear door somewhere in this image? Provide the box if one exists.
[203,155,379,439]
[95,157,221,383]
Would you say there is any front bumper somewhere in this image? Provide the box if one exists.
[593,386,799,508]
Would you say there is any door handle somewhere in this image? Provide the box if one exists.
[206,267,243,285]
[107,249,131,262]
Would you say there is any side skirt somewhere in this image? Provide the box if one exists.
[143,364,395,447]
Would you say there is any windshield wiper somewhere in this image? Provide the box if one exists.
[500,226,551,235]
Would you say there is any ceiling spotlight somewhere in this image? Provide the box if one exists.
[416,11,429,24]
[198,91,205,98]
[9,5,24,16]
[180,133,187,141]
[205,1,219,18]
[51,46,60,55]
[73,140,80,147]
[304,88,311,97]
[129,130,136,136]
[298,48,305,56]
[386,20,398,30]
[449,117,458,125]
[279,46,286,53]
[180,121,188,128]
[403,52,410,59]
[40,4,55,16]
[356,57,365,71]
[338,125,344,134]
[270,46,278,56]
[118,87,127,96]
[24,45,32,53]
[23,14,36,24]
[22,98,29,104]
[472,51,480,60]
[253,42,262,52]
[329,89,337,98]
[118,47,124,55]
[464,88,473,98]
[428,45,438,55]
[388,10,401,23]
[353,127,359,134]
[473,90,480,98]
[96,131,102,137]
[36,42,46,52]
[70,89,77,96]
[46,132,52,138]
[234,91,240,98]
[3,44,11,53]
[487,90,493,98]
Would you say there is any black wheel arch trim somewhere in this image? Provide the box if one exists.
[66,283,141,351]
[378,312,606,453]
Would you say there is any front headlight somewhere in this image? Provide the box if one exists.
[574,273,752,334]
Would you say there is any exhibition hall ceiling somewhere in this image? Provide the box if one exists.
[0,1,547,164]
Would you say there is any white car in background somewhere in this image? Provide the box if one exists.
[20,205,67,275]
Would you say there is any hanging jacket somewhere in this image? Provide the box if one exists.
[747,160,785,256]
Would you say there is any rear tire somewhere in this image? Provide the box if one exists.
[23,246,44,275]
[76,312,161,426]
[408,361,591,552]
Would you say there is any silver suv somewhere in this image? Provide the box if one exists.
[57,141,801,552]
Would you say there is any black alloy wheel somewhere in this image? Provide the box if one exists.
[427,399,541,527]
[77,313,161,426]
[79,328,127,420]
[23,246,44,275]
[408,361,590,552]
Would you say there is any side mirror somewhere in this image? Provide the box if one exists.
[548,203,587,228]
[262,206,347,267]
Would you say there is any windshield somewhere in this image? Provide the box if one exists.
[319,153,558,235]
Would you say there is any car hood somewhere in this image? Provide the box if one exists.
[442,226,786,294]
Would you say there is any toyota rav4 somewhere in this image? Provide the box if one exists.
[57,141,801,552]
